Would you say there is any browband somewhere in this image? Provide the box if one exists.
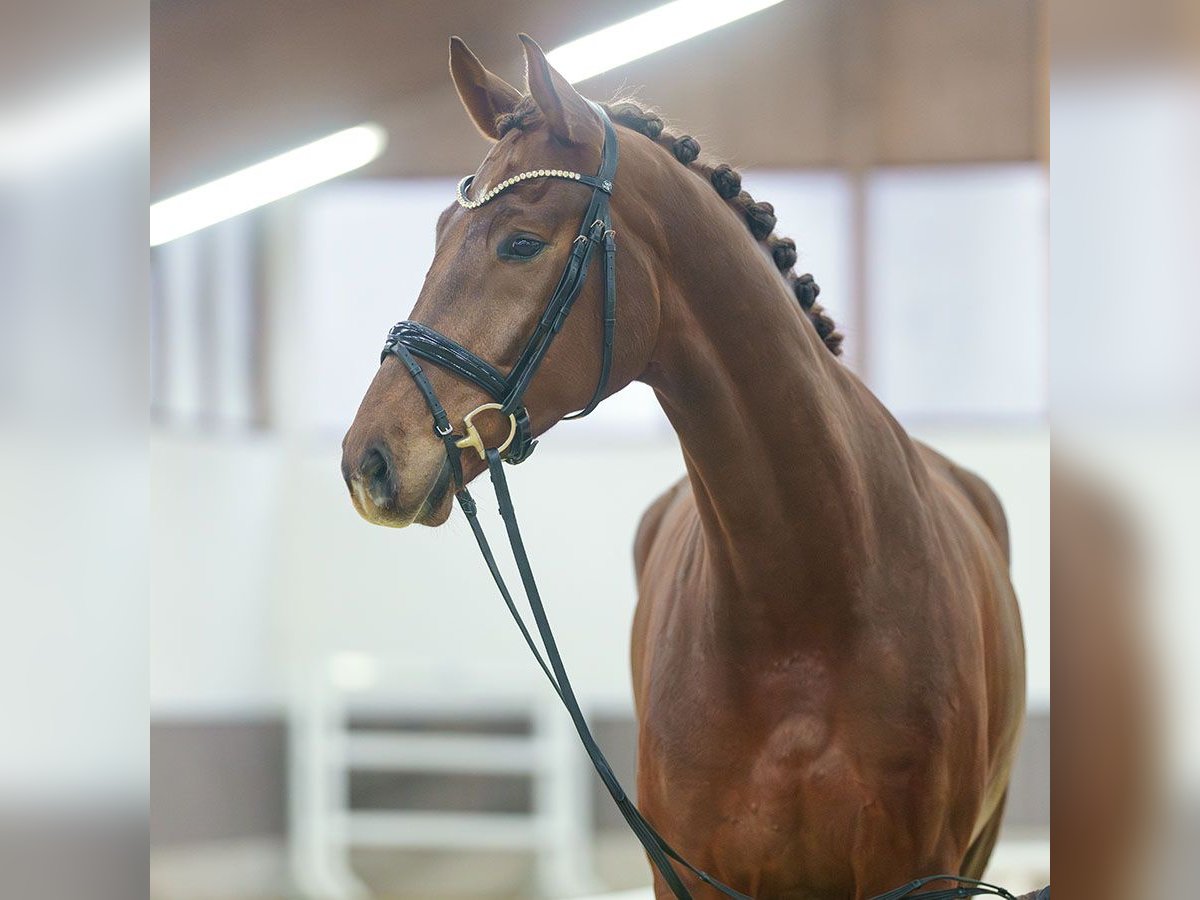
[456,168,613,210]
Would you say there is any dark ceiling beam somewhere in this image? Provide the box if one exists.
[152,0,1043,200]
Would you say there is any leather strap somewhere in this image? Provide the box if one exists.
[465,449,750,900]
[500,216,604,415]
[565,227,617,420]
[383,322,539,463]
[386,343,464,488]
[383,321,509,399]
[870,876,1017,900]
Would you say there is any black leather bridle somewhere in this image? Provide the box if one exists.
[382,99,618,472]
[377,100,1020,900]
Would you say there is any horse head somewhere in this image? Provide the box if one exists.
[342,35,662,527]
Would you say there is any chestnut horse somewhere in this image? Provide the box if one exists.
[342,35,1026,900]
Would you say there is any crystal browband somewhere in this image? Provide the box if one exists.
[456,168,611,210]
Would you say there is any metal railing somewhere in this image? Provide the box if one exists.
[289,653,601,898]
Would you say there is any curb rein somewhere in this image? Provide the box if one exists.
[379,101,1016,900]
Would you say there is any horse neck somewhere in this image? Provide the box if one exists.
[638,185,915,634]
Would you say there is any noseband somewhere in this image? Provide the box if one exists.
[374,101,1018,900]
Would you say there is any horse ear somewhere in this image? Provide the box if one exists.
[449,36,521,141]
[519,33,599,145]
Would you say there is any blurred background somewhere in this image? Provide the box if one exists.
[2,0,1192,897]
[147,2,1051,897]
[6,0,1197,894]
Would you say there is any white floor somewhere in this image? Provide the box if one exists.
[577,834,1051,900]
[150,834,1049,899]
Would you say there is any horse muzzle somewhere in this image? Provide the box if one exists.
[341,438,452,528]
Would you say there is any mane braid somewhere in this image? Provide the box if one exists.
[601,99,843,356]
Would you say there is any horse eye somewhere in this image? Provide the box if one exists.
[502,236,545,260]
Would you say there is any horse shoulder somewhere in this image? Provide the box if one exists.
[632,475,690,576]
[915,440,1011,566]
[630,476,690,715]
[915,440,1025,832]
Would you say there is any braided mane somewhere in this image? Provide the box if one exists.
[496,96,843,356]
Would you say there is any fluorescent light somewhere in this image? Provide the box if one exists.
[150,123,386,246]
[547,0,786,84]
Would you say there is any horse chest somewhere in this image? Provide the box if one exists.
[632,603,894,888]
[637,685,869,894]
[644,646,844,784]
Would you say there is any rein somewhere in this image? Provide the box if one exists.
[379,101,1016,900]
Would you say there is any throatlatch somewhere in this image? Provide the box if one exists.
[379,100,1018,900]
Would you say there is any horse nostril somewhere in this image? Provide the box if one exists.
[360,444,397,509]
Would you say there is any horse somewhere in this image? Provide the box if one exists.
[341,34,1026,900]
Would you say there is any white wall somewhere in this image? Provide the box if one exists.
[150,434,283,717]
[868,166,1048,420]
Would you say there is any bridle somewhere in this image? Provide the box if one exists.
[377,101,1018,900]
[381,99,618,472]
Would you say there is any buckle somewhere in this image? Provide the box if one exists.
[454,403,518,460]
